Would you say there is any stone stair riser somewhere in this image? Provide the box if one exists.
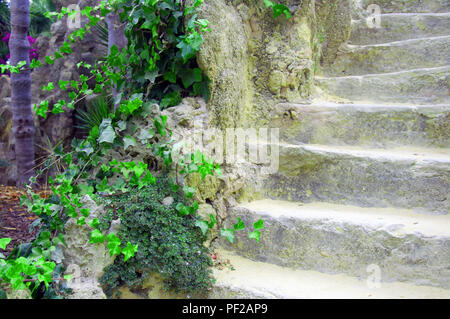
[325,36,450,76]
[350,13,450,45]
[360,0,450,13]
[316,67,450,104]
[259,145,449,214]
[220,208,450,289]
[272,104,450,148]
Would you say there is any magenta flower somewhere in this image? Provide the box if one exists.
[1,32,10,43]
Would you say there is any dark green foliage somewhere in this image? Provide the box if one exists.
[29,0,56,38]
[114,0,210,108]
[99,178,214,297]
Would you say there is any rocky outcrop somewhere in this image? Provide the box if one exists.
[63,195,116,299]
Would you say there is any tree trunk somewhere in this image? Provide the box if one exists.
[10,0,35,187]
[106,10,127,110]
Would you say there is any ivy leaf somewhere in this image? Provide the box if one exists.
[195,220,209,235]
[233,217,245,231]
[0,238,11,250]
[64,274,73,283]
[193,78,210,102]
[208,214,217,229]
[176,40,195,63]
[249,230,261,243]
[98,119,116,144]
[89,229,105,244]
[122,242,138,262]
[254,219,264,230]
[176,203,189,216]
[88,218,100,229]
[107,233,122,256]
[137,128,155,142]
[123,136,136,150]
[160,91,181,109]
[179,68,202,89]
[52,234,66,247]
[221,228,235,244]
[183,186,195,198]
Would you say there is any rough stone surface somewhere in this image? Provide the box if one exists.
[316,66,450,104]
[325,35,450,76]
[350,13,450,45]
[315,0,352,64]
[271,103,450,148]
[260,143,449,214]
[221,200,450,289]
[63,195,114,299]
[195,0,318,128]
[209,249,450,298]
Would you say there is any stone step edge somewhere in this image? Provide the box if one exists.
[346,35,450,49]
[210,249,450,299]
[232,199,450,238]
[315,65,450,80]
[251,141,450,164]
[276,101,450,112]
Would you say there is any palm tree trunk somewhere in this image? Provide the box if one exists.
[10,0,35,187]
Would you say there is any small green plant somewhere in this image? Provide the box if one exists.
[74,95,112,135]
[262,0,291,19]
[99,178,214,297]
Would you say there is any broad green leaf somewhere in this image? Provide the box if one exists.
[249,230,261,243]
[123,136,136,150]
[195,220,209,235]
[107,233,122,256]
[233,217,245,231]
[122,242,138,262]
[183,186,195,198]
[89,229,105,244]
[221,228,235,244]
[88,218,100,229]
[64,274,73,283]
[98,119,116,144]
[0,238,11,250]
[254,219,264,230]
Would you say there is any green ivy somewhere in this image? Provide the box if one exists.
[99,179,214,297]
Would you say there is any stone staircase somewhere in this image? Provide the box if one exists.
[209,0,450,298]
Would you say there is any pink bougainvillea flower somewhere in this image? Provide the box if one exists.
[1,32,10,43]
[27,35,37,46]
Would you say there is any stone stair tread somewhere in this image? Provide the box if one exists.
[275,143,450,163]
[282,101,450,111]
[353,35,450,48]
[350,13,450,45]
[324,35,450,76]
[316,65,450,79]
[236,199,450,238]
[315,63,449,104]
[211,249,450,299]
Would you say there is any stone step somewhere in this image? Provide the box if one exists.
[219,200,450,289]
[271,102,450,148]
[209,249,450,298]
[350,13,450,45]
[252,143,450,214]
[360,0,450,13]
[316,66,450,104]
[324,36,450,76]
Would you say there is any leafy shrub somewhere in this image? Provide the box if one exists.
[99,177,214,297]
